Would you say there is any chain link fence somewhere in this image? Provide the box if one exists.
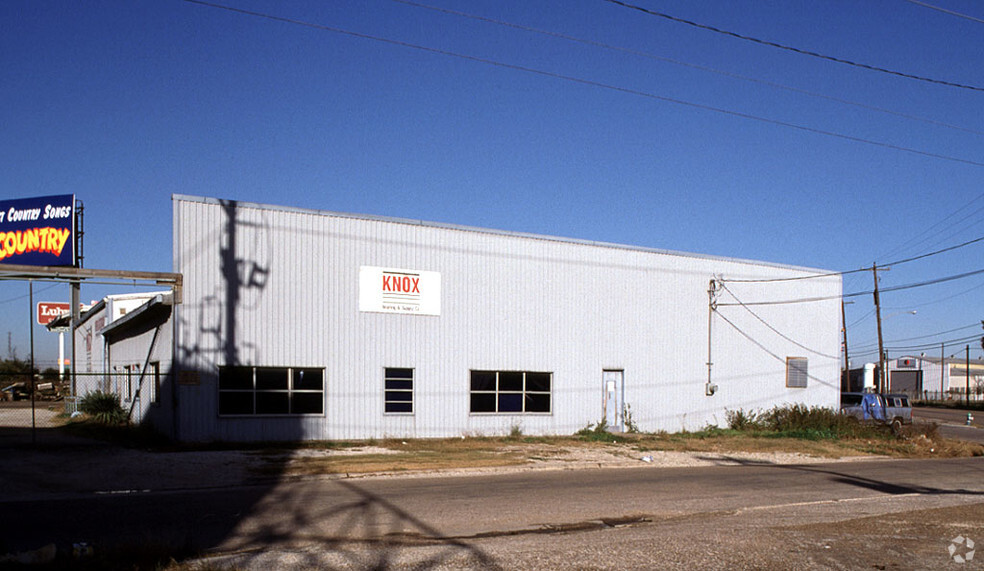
[0,372,111,434]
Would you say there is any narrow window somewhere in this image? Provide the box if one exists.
[786,357,808,388]
[150,362,160,405]
[124,366,133,402]
[385,368,414,414]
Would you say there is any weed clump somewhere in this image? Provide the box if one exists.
[79,391,127,426]
[726,404,884,440]
[576,419,612,442]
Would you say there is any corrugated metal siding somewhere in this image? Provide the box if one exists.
[173,196,842,441]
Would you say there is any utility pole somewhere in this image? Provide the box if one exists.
[841,300,850,390]
[966,345,971,408]
[940,342,945,400]
[872,265,886,393]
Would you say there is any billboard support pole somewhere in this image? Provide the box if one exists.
[29,280,37,445]
[58,331,64,382]
[70,281,79,401]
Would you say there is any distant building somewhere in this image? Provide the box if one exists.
[58,195,844,441]
[50,291,173,426]
[886,355,984,399]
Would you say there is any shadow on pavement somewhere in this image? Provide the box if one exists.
[0,425,503,570]
[220,479,503,570]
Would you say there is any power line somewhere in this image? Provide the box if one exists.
[849,341,984,360]
[883,278,984,310]
[884,333,983,352]
[903,202,984,257]
[719,282,840,358]
[182,0,984,169]
[0,283,60,306]
[847,307,877,329]
[876,191,984,262]
[884,233,984,267]
[603,0,984,92]
[851,322,981,352]
[880,267,984,295]
[905,0,984,25]
[714,310,839,388]
[715,310,787,363]
[721,266,860,285]
[722,232,984,284]
[391,0,984,137]
[718,266,984,306]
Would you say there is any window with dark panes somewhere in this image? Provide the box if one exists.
[218,366,324,416]
[469,370,552,414]
[384,368,414,414]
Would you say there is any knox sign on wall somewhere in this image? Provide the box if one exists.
[0,195,75,266]
[359,266,441,316]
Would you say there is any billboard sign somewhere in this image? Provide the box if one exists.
[37,302,71,326]
[359,266,441,316]
[0,194,75,266]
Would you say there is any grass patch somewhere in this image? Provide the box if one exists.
[575,420,617,443]
[618,422,981,458]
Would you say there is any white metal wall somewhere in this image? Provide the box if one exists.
[72,304,108,396]
[173,195,842,441]
[104,310,173,429]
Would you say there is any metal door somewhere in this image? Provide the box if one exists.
[889,370,922,393]
[603,370,623,431]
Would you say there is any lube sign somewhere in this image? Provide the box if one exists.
[37,302,71,326]
[359,266,441,316]
[0,195,75,266]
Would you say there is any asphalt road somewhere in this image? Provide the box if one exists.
[914,406,981,427]
[914,406,984,444]
[2,457,982,569]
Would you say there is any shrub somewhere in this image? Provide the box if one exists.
[508,422,524,439]
[79,391,128,425]
[623,403,639,433]
[576,419,612,442]
[725,404,885,440]
[725,408,762,431]
[759,404,882,439]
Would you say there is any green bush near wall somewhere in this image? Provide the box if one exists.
[79,391,128,426]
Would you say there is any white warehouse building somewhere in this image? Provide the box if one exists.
[81,195,844,442]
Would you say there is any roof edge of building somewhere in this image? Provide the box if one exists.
[172,193,837,277]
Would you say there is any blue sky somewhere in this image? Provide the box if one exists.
[2,0,982,367]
